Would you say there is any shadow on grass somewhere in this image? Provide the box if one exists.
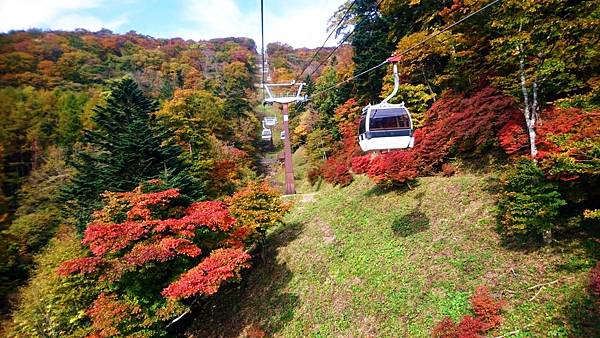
[391,210,430,237]
[391,192,429,237]
[181,222,304,337]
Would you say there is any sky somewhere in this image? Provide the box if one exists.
[0,0,346,49]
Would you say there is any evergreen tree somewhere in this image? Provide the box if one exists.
[62,77,201,233]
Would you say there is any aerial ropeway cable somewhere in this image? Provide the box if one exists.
[305,0,385,81]
[295,0,358,82]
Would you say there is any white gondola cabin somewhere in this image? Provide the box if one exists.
[261,128,272,140]
[358,64,415,152]
[264,116,277,127]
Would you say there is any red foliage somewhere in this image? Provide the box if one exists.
[126,188,180,221]
[442,163,456,177]
[334,98,362,140]
[432,286,505,337]
[351,154,371,174]
[432,317,458,338]
[82,199,236,257]
[318,99,363,186]
[470,286,506,331]
[83,221,151,256]
[456,315,485,338]
[57,257,104,276]
[320,156,353,186]
[366,151,419,186]
[123,237,201,267]
[536,107,599,154]
[161,248,251,299]
[414,87,520,172]
[153,201,236,237]
[590,262,600,300]
[498,112,529,156]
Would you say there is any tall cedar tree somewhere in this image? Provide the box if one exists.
[62,78,200,232]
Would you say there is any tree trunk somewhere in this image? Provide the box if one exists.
[519,52,539,159]
[543,229,552,245]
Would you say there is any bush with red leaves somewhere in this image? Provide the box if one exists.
[316,99,363,186]
[161,248,251,299]
[431,317,458,338]
[57,180,287,336]
[535,107,600,181]
[498,112,529,156]
[413,87,521,173]
[470,286,506,331]
[321,156,354,187]
[432,286,505,337]
[365,151,419,187]
[442,163,456,177]
[351,154,371,175]
[457,315,486,338]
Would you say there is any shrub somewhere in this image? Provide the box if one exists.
[321,157,353,187]
[8,226,101,337]
[431,286,505,337]
[414,87,521,173]
[498,158,566,238]
[431,317,458,338]
[470,286,506,331]
[442,163,456,177]
[56,180,289,336]
[366,151,419,187]
[351,154,371,175]
[456,315,485,338]
[590,262,600,300]
[225,181,292,244]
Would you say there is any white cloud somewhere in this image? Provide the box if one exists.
[0,0,125,32]
[51,14,127,32]
[178,0,344,49]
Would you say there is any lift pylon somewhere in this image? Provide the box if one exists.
[263,81,306,195]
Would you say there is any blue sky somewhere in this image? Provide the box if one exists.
[0,0,346,49]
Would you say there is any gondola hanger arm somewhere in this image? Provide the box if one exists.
[387,55,402,63]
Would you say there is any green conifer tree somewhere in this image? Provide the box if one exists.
[62,77,201,233]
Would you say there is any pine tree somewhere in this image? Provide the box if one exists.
[62,77,201,233]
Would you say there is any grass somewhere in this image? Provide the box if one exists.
[273,146,328,194]
[188,175,599,337]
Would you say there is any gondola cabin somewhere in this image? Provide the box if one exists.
[264,116,277,127]
[358,102,414,152]
[261,128,272,140]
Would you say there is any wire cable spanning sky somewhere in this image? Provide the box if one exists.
[0,0,346,49]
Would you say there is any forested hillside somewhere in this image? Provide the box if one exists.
[0,0,599,336]
[0,28,272,334]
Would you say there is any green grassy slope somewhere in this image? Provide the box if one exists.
[189,175,598,337]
